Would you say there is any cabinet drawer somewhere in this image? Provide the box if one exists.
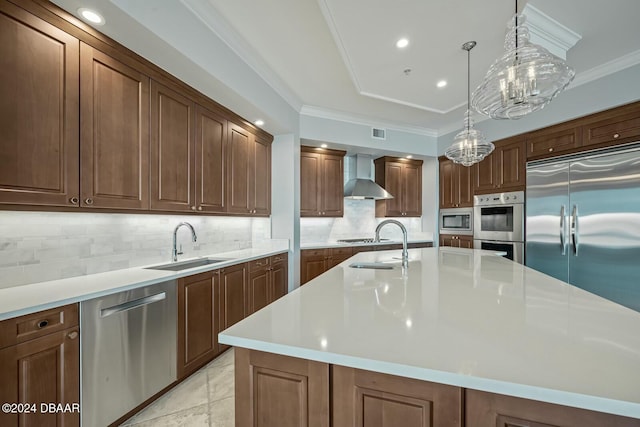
[408,242,433,249]
[248,257,270,272]
[302,249,328,258]
[0,303,79,349]
[330,247,352,257]
[271,253,288,265]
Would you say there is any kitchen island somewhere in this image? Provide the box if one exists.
[219,247,640,426]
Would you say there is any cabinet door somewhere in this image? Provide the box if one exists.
[465,389,639,427]
[216,262,247,350]
[300,152,321,216]
[247,266,270,315]
[403,162,422,216]
[440,235,459,248]
[150,81,195,211]
[177,271,217,379]
[459,236,474,249]
[439,159,455,208]
[252,135,271,215]
[457,163,473,207]
[332,365,462,427]
[195,105,226,213]
[472,152,497,193]
[0,328,80,427]
[582,110,640,148]
[235,348,330,427]
[320,154,344,217]
[80,44,150,210]
[383,162,404,216]
[301,249,328,285]
[526,125,581,159]
[495,138,525,190]
[0,3,79,207]
[270,257,288,302]
[227,123,252,214]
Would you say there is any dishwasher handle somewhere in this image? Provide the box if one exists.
[100,292,166,318]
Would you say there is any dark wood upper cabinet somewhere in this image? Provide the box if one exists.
[473,136,526,194]
[439,157,472,208]
[582,107,640,148]
[227,123,271,216]
[0,2,79,207]
[375,157,423,217]
[150,81,196,212]
[195,105,227,213]
[526,122,581,159]
[80,43,150,210]
[300,147,346,217]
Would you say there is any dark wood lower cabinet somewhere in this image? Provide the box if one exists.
[235,347,330,427]
[465,389,640,427]
[234,349,640,427]
[177,270,219,379]
[440,234,474,249]
[247,254,290,315]
[333,365,462,427]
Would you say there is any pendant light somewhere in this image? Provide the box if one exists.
[471,0,575,119]
[445,41,494,167]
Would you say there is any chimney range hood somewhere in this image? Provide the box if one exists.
[344,154,393,200]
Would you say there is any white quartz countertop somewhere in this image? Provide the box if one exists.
[301,236,433,250]
[219,247,640,419]
[0,241,289,321]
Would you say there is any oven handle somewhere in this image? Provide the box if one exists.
[571,205,579,256]
[560,205,566,255]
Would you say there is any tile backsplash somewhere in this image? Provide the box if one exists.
[0,211,270,288]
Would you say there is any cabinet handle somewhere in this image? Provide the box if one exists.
[191,206,197,211]
[548,147,554,152]
[197,206,202,211]
[37,319,49,329]
[69,197,79,205]
[68,331,78,340]
[84,198,93,205]
[613,133,620,139]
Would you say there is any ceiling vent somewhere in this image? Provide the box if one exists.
[371,127,386,140]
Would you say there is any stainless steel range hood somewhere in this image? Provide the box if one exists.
[344,154,393,200]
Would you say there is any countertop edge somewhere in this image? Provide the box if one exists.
[301,238,434,250]
[0,246,289,321]
[217,334,640,419]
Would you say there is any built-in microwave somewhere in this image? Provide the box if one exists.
[439,208,473,235]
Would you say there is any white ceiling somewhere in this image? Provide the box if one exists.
[53,0,640,136]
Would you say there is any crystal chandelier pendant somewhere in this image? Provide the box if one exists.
[471,14,575,120]
[445,41,494,167]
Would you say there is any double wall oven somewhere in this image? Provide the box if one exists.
[474,191,524,263]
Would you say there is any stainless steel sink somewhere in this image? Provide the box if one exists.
[349,262,395,270]
[145,258,228,271]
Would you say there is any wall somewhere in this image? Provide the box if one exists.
[0,212,270,289]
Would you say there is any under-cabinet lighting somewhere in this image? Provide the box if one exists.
[254,119,264,126]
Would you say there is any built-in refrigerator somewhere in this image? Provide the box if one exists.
[526,145,640,312]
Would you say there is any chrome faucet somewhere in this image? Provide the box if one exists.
[172,222,197,262]
[375,219,409,269]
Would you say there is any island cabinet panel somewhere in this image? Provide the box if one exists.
[150,81,196,212]
[80,43,150,210]
[195,105,227,213]
[300,146,346,217]
[465,389,640,427]
[375,157,423,217]
[439,157,473,208]
[216,262,247,352]
[177,270,219,379]
[0,304,80,427]
[235,348,330,427]
[333,366,463,427]
[0,2,79,207]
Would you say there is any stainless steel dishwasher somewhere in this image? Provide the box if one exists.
[81,280,177,426]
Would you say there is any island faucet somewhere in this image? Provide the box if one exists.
[172,222,197,262]
[374,219,409,269]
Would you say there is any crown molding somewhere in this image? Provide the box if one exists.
[359,91,467,114]
[180,0,303,112]
[571,49,640,89]
[523,4,582,60]
[301,105,439,137]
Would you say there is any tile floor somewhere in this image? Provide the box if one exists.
[120,348,235,427]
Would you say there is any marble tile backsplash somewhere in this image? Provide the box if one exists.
[0,211,270,288]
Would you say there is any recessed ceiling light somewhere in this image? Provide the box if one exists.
[320,144,328,148]
[78,8,105,25]
[254,119,264,126]
[437,80,448,88]
[396,38,409,49]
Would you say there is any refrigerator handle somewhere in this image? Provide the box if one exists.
[571,205,579,256]
[560,205,566,255]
